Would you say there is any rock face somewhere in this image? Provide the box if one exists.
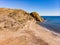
[0,8,60,45]
[30,12,44,22]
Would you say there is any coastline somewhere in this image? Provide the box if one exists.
[40,24,60,36]
[40,16,60,34]
[0,8,60,45]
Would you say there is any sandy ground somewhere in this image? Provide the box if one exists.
[0,21,60,45]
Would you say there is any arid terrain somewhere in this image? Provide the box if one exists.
[0,8,60,45]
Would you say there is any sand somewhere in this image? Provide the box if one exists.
[0,21,60,45]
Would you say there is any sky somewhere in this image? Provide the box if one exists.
[0,0,60,16]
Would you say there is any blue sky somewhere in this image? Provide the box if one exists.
[0,0,60,16]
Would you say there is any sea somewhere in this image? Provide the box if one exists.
[40,16,60,34]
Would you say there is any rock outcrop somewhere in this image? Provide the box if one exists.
[30,12,44,22]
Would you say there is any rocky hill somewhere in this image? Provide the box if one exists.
[0,8,44,31]
[0,8,60,45]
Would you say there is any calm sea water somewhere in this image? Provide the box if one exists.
[40,16,60,33]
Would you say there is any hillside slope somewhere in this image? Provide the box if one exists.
[0,8,60,45]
